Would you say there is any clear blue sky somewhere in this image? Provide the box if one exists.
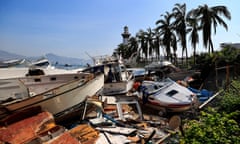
[0,0,239,59]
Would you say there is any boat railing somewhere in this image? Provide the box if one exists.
[20,73,90,98]
[93,55,119,65]
[40,76,90,97]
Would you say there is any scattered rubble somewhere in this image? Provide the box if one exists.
[0,94,185,144]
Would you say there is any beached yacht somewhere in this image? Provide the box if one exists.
[0,72,104,119]
[82,55,134,95]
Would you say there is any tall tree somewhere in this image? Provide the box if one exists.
[172,3,188,64]
[136,29,148,61]
[127,36,139,61]
[170,31,178,65]
[128,37,138,54]
[156,12,175,61]
[191,4,231,53]
[186,12,200,65]
[114,43,128,59]
[145,28,155,61]
[153,28,162,60]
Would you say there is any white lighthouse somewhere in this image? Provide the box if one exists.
[121,26,131,45]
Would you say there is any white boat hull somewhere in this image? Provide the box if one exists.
[146,100,193,112]
[0,73,97,99]
[139,78,195,112]
[0,73,104,119]
[82,55,135,96]
[0,67,81,79]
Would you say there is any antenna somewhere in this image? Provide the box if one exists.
[85,52,95,63]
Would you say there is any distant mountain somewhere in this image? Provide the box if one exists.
[0,50,26,60]
[46,53,92,66]
[0,50,92,66]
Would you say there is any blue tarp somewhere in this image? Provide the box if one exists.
[188,87,213,103]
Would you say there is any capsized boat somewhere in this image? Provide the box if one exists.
[82,55,134,95]
[0,72,104,119]
[137,78,196,112]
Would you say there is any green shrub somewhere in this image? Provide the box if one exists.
[180,108,240,144]
[218,80,240,113]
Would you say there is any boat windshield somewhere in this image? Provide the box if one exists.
[144,82,164,92]
[105,64,122,82]
[166,90,178,97]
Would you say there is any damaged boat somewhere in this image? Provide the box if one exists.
[0,72,104,119]
[82,55,134,95]
[144,60,198,81]
[136,78,196,112]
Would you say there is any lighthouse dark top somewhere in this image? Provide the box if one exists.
[121,26,130,45]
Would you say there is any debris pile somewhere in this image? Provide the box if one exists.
[0,95,184,144]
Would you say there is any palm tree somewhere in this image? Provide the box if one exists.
[171,31,178,64]
[127,36,139,61]
[186,12,200,65]
[128,37,138,54]
[191,4,231,53]
[153,28,162,60]
[156,12,175,61]
[114,43,128,59]
[172,3,188,65]
[145,28,155,61]
[136,29,148,62]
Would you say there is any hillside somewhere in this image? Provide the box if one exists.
[0,50,92,66]
[0,50,26,60]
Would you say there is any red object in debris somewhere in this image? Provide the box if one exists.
[0,111,54,144]
[0,106,42,126]
[133,81,141,91]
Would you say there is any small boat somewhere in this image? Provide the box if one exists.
[145,60,197,81]
[82,55,134,95]
[30,57,51,67]
[0,72,104,119]
[0,66,82,79]
[137,78,196,112]
[0,59,26,68]
[0,57,82,79]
